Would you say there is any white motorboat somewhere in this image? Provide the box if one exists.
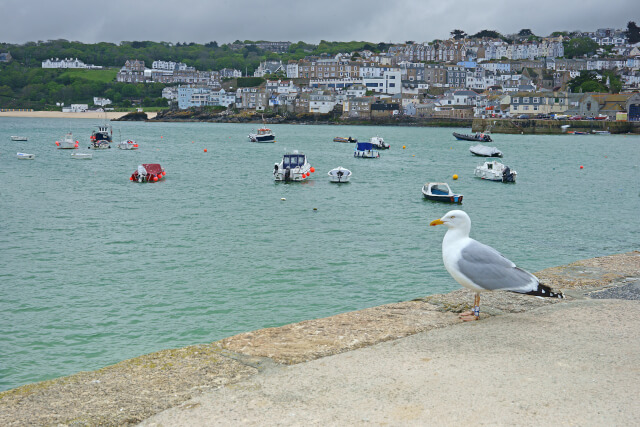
[17,152,35,160]
[89,124,112,149]
[273,150,314,182]
[71,152,92,160]
[248,127,275,142]
[354,142,380,158]
[328,166,352,183]
[369,136,390,149]
[469,144,503,157]
[55,131,79,149]
[474,160,517,183]
[10,136,28,141]
[117,140,138,150]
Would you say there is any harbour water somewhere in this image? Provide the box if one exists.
[1,117,638,392]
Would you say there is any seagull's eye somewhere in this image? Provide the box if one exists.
[450,215,455,219]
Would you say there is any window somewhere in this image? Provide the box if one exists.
[523,105,529,111]
[533,97,539,103]
[523,97,529,103]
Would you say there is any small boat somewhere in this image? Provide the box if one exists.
[328,166,352,183]
[55,131,79,149]
[333,136,357,143]
[422,182,463,203]
[453,132,492,142]
[592,130,611,135]
[71,153,92,160]
[474,160,517,183]
[567,131,589,135]
[89,124,112,149]
[130,163,166,183]
[117,140,138,150]
[248,127,275,142]
[273,150,314,182]
[469,144,503,157]
[369,136,390,149]
[354,142,380,158]
[10,136,28,141]
[17,152,35,160]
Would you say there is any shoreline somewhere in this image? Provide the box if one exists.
[0,111,157,120]
[0,251,638,425]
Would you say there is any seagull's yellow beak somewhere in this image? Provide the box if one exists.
[430,219,444,226]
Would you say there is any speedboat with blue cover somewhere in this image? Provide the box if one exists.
[354,142,380,158]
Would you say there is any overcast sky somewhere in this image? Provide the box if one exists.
[1,0,638,45]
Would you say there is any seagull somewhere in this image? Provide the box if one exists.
[430,210,563,321]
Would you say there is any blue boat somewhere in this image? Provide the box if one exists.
[354,142,380,158]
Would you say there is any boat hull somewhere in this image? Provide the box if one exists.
[423,193,463,203]
[328,167,351,183]
[453,132,492,142]
[17,152,35,159]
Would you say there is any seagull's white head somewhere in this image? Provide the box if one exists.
[430,210,471,233]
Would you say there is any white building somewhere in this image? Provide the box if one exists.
[93,97,112,106]
[362,70,402,94]
[62,104,89,112]
[42,58,87,69]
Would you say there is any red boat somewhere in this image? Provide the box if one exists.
[130,163,166,183]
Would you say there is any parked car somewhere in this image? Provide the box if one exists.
[518,114,530,119]
[569,116,584,120]
[535,114,551,119]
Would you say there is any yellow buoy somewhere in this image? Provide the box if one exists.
[453,174,459,180]
[402,145,406,149]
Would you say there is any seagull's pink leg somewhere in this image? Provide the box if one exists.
[459,293,480,321]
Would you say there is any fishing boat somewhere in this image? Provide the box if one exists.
[474,160,517,183]
[453,132,492,142]
[55,131,79,149]
[273,150,314,182]
[16,152,35,160]
[469,144,503,157]
[10,136,28,141]
[89,124,112,149]
[354,142,380,158]
[369,136,390,149]
[117,140,138,150]
[333,136,357,143]
[592,130,611,135]
[328,166,352,183]
[248,127,275,142]
[130,163,166,183]
[71,153,92,160]
[421,182,463,203]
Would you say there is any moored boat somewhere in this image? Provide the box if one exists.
[421,182,463,203]
[273,150,314,182]
[71,152,92,160]
[130,163,166,183]
[474,160,517,183]
[248,128,275,142]
[369,136,390,149]
[55,131,79,149]
[333,136,357,143]
[16,152,35,160]
[10,136,28,141]
[354,142,380,158]
[453,132,492,142]
[328,166,352,183]
[89,124,112,149]
[117,140,138,150]
[469,144,502,157]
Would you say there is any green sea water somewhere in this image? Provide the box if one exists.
[1,117,638,391]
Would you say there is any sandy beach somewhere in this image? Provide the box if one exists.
[0,111,157,119]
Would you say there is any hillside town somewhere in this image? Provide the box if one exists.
[5,26,639,121]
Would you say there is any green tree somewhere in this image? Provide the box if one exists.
[450,29,467,40]
[471,30,502,39]
[518,29,534,37]
[563,37,599,58]
[625,21,640,44]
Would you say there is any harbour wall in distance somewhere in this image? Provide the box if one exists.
[472,118,640,134]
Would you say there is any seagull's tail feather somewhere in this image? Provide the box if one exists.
[521,283,564,299]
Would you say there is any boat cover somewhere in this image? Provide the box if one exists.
[469,144,502,157]
[139,163,163,175]
[355,142,374,150]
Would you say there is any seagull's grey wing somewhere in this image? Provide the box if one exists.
[456,240,537,292]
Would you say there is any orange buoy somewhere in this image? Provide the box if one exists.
[310,167,315,173]
[153,176,158,182]
[580,165,584,169]
[204,148,207,153]
[129,176,133,181]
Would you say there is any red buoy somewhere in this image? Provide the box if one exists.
[310,167,315,173]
